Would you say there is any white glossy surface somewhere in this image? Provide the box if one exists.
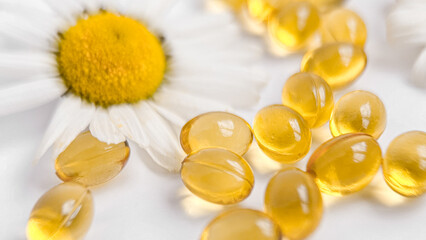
[1,0,426,239]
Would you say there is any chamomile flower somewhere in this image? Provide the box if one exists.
[0,0,266,171]
[387,0,426,88]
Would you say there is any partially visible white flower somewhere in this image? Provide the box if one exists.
[387,0,426,88]
[0,0,267,171]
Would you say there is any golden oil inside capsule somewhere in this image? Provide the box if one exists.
[282,72,334,128]
[181,148,254,205]
[246,0,283,22]
[201,209,282,240]
[180,112,253,156]
[268,1,320,51]
[253,105,311,163]
[307,133,382,195]
[27,182,94,240]
[55,131,130,187]
[383,131,426,197]
[301,42,367,89]
[320,8,367,47]
[265,168,323,240]
[330,90,386,139]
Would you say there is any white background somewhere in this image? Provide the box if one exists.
[1,0,426,239]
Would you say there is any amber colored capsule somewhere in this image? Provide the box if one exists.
[216,0,246,11]
[268,1,320,51]
[27,182,94,240]
[180,112,253,156]
[181,148,254,204]
[383,131,426,197]
[246,0,285,22]
[55,131,130,187]
[282,72,334,128]
[265,168,323,240]
[301,42,367,89]
[307,133,382,195]
[201,209,282,240]
[330,91,386,139]
[253,105,311,163]
[320,8,367,47]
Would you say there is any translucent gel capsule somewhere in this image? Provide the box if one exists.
[55,131,130,187]
[320,8,367,47]
[268,1,320,51]
[282,72,334,128]
[246,0,285,22]
[307,133,382,195]
[253,105,311,163]
[265,168,323,240]
[180,112,253,156]
[301,42,367,89]
[201,209,282,240]
[181,148,254,204]
[383,131,426,197]
[27,182,94,240]
[330,90,386,139]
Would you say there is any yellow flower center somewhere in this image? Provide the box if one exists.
[57,12,166,107]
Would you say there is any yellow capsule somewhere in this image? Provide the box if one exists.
[180,112,253,156]
[383,131,426,197]
[246,0,284,22]
[330,90,386,139]
[27,182,94,240]
[268,1,320,51]
[301,42,367,89]
[307,133,382,195]
[253,105,311,163]
[320,8,367,47]
[215,0,246,11]
[282,72,334,128]
[201,209,282,240]
[55,131,130,187]
[181,148,254,204]
[265,168,323,240]
[310,0,344,11]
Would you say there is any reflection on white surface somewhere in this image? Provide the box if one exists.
[217,120,234,137]
[178,187,225,218]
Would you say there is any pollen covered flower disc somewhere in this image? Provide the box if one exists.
[58,12,166,107]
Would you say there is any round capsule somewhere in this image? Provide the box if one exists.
[246,0,285,22]
[383,131,426,197]
[55,131,130,187]
[265,168,323,240]
[282,72,334,128]
[307,133,382,195]
[180,112,253,156]
[320,8,367,47]
[268,1,320,51]
[301,42,367,89]
[330,90,386,139]
[27,182,94,240]
[201,209,282,240]
[253,105,311,163]
[181,148,254,204]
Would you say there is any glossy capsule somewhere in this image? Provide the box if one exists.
[268,1,320,51]
[253,105,311,163]
[320,8,367,47]
[181,148,254,204]
[201,209,282,240]
[307,133,382,195]
[301,42,367,89]
[330,91,386,139]
[55,131,130,187]
[282,72,334,128]
[180,112,253,156]
[27,182,94,240]
[265,168,323,240]
[383,131,426,197]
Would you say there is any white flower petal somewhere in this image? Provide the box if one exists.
[89,108,126,144]
[411,48,426,88]
[148,101,186,130]
[0,77,65,116]
[134,102,184,171]
[387,0,426,46]
[52,102,95,159]
[36,96,86,160]
[109,104,150,147]
[43,0,85,26]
